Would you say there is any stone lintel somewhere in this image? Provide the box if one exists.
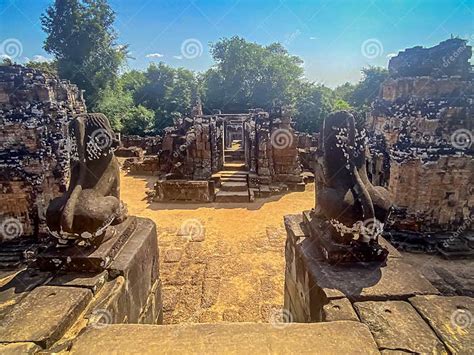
[354,300,446,354]
[71,322,380,354]
[409,295,474,354]
[0,286,92,348]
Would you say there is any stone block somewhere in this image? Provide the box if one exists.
[48,271,108,295]
[108,217,159,323]
[0,285,92,348]
[70,322,380,354]
[0,269,51,319]
[88,276,129,325]
[409,295,474,354]
[322,298,359,322]
[354,300,446,354]
[154,180,213,202]
[0,342,40,354]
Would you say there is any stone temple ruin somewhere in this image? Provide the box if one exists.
[0,65,86,249]
[125,106,305,203]
[366,38,473,256]
[0,38,473,354]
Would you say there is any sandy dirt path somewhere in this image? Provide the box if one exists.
[120,171,315,324]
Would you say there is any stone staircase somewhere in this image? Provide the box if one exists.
[224,147,245,163]
[214,168,252,203]
[214,142,253,202]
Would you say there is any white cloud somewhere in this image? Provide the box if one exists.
[146,53,164,58]
[309,36,317,40]
[173,55,183,60]
[0,54,11,60]
[386,53,397,59]
[31,55,52,63]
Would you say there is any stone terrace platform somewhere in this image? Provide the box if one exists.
[283,212,473,354]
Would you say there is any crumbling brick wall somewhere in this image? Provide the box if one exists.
[367,39,473,243]
[0,65,86,240]
[121,135,162,155]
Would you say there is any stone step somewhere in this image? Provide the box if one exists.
[70,322,380,354]
[220,176,247,183]
[215,190,250,203]
[223,163,246,171]
[218,171,248,177]
[220,181,248,192]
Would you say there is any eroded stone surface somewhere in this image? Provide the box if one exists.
[0,342,40,354]
[409,295,474,354]
[48,271,108,295]
[0,286,92,348]
[323,298,359,322]
[354,300,446,354]
[70,322,379,354]
[303,252,438,302]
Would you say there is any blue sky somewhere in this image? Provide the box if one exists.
[0,0,472,87]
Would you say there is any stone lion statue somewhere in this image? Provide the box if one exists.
[315,111,393,245]
[46,113,127,244]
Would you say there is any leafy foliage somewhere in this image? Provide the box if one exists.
[25,59,58,75]
[41,0,127,107]
[202,37,304,112]
[335,67,388,114]
[37,1,388,136]
[133,63,198,132]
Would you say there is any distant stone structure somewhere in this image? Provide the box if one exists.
[367,38,473,255]
[120,135,162,155]
[0,65,86,242]
[149,106,304,202]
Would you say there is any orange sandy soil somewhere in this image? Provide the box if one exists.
[119,170,315,324]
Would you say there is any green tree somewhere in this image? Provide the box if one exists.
[122,105,154,135]
[335,67,388,114]
[133,63,198,132]
[293,83,335,133]
[202,37,303,112]
[41,0,127,107]
[95,84,134,131]
[25,59,58,75]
